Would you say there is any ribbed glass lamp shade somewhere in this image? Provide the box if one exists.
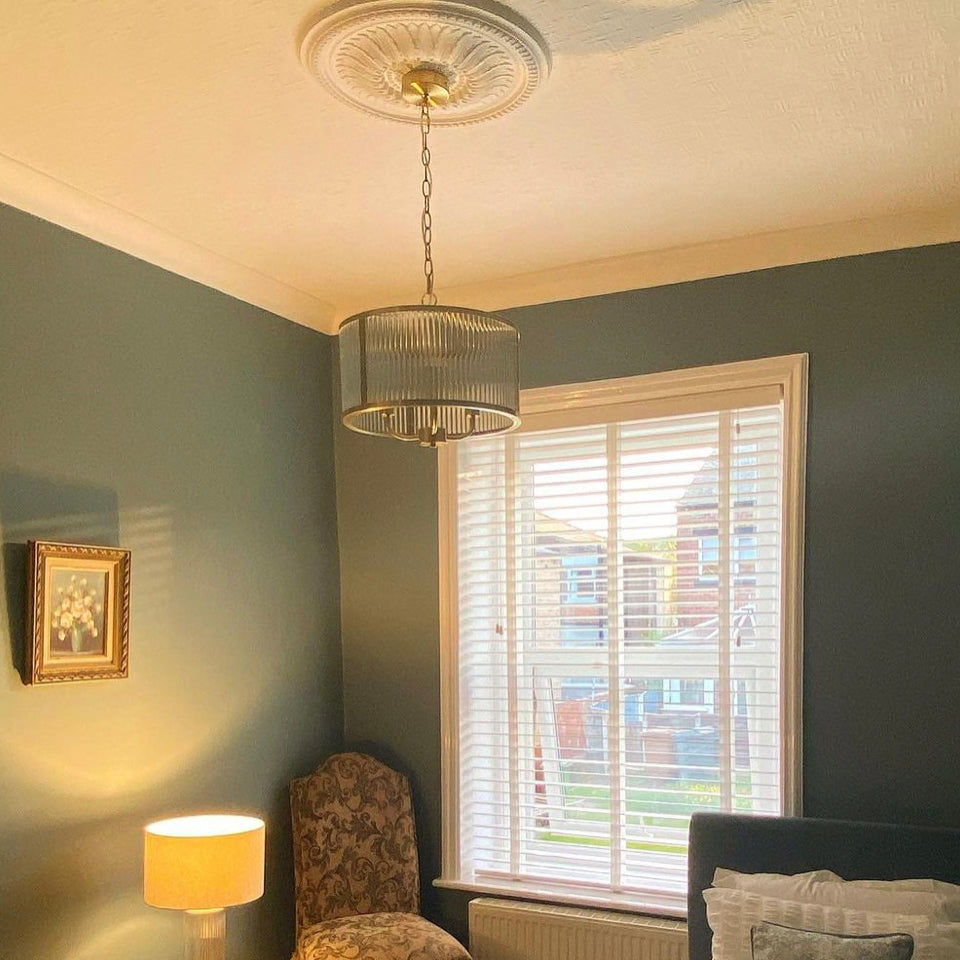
[339,305,520,446]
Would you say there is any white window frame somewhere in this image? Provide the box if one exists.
[435,354,807,914]
[697,531,721,580]
[697,527,759,581]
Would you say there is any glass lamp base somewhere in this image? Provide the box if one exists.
[184,908,226,960]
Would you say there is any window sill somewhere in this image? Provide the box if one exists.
[433,876,687,920]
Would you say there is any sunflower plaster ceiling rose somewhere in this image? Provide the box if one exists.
[299,0,552,124]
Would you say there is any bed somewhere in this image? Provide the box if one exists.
[687,812,960,960]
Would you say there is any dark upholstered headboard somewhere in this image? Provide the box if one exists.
[687,812,960,960]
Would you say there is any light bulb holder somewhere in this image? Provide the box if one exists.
[401,67,451,107]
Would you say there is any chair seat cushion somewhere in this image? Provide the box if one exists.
[297,912,471,960]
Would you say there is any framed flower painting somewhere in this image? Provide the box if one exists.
[26,541,131,684]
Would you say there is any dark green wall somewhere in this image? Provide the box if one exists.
[0,204,342,960]
[4,200,958,955]
[334,242,960,941]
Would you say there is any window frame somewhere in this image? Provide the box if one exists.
[696,525,759,583]
[734,526,759,579]
[562,554,601,604]
[695,529,721,581]
[436,354,807,915]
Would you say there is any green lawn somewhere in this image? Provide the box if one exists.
[533,771,753,850]
[538,832,688,856]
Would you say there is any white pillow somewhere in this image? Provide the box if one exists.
[713,867,843,900]
[703,887,941,960]
[836,878,960,922]
[711,867,949,920]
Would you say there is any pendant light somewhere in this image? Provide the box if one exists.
[338,70,520,447]
[299,1,551,447]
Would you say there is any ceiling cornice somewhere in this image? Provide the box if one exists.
[2,148,956,337]
[0,151,337,331]
[432,206,960,323]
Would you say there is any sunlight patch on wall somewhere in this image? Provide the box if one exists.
[0,497,294,803]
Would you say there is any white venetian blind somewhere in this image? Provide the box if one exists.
[441,371,801,916]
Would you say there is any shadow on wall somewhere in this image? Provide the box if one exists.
[0,471,292,958]
[0,471,121,681]
[1,471,177,682]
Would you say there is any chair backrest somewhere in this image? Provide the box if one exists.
[290,751,421,935]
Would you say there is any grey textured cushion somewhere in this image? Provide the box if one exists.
[750,922,914,960]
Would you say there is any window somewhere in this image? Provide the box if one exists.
[562,554,600,604]
[664,678,715,709]
[437,355,806,916]
[697,527,758,581]
[697,532,720,579]
[735,528,758,578]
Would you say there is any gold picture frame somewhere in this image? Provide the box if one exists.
[27,541,131,684]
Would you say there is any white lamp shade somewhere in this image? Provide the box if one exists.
[144,814,265,910]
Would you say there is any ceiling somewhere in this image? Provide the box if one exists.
[1,0,957,334]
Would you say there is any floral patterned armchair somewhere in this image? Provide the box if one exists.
[290,752,471,960]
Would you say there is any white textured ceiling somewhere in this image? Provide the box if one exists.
[1,0,958,332]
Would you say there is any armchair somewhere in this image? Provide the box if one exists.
[290,752,470,960]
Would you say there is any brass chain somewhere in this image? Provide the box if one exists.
[420,96,437,306]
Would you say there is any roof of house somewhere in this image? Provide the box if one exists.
[656,607,758,648]
[534,511,662,564]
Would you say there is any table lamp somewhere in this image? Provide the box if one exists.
[144,814,265,960]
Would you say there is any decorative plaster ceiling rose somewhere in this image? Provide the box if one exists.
[299,0,551,124]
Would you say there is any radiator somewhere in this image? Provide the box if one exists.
[468,898,688,960]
